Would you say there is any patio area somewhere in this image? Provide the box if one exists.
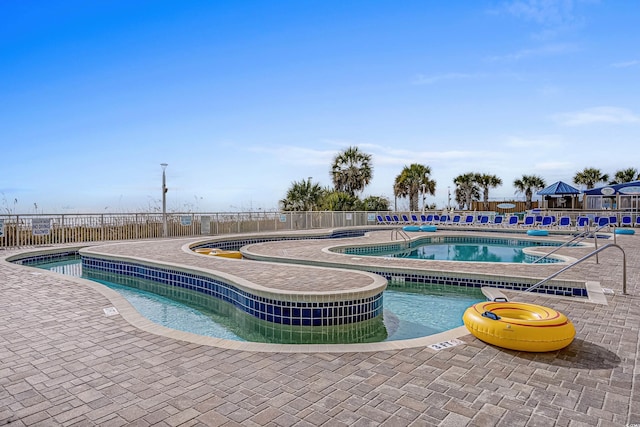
[1,228,639,426]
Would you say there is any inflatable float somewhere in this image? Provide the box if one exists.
[462,301,575,352]
[194,248,242,259]
[526,229,549,236]
[419,225,437,232]
[614,228,635,235]
[402,225,420,232]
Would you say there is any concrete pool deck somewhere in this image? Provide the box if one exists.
[1,228,639,425]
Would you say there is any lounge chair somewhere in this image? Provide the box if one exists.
[491,215,504,226]
[461,215,475,226]
[540,216,554,227]
[621,215,632,227]
[401,214,411,224]
[557,216,571,229]
[522,215,535,227]
[608,216,618,227]
[376,215,387,224]
[478,215,489,225]
[420,214,429,223]
[505,215,519,227]
[576,216,589,228]
[636,216,640,227]
[411,214,419,223]
[451,214,461,225]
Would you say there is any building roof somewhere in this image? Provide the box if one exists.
[537,181,580,196]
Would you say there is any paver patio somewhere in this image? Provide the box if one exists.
[1,228,638,426]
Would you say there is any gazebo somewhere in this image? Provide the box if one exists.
[537,181,581,209]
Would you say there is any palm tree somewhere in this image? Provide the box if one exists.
[573,167,609,190]
[279,178,324,211]
[393,164,436,211]
[476,173,503,210]
[513,175,546,210]
[611,167,639,184]
[453,173,479,210]
[331,146,373,197]
[359,195,391,211]
[319,191,359,211]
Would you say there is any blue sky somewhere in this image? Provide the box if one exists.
[1,0,639,214]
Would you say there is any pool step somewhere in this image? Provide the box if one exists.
[481,287,509,302]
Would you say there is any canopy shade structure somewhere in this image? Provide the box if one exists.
[583,180,640,211]
[537,181,581,196]
[583,180,640,196]
[537,181,580,209]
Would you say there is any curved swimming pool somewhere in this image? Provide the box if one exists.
[34,256,484,344]
[336,236,571,263]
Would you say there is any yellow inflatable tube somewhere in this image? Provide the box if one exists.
[463,301,575,352]
[194,248,242,259]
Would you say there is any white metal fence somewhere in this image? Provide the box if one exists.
[0,211,383,249]
[1,209,635,249]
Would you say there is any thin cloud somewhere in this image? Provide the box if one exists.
[611,60,640,68]
[553,107,640,126]
[412,72,477,85]
[487,43,579,61]
[504,135,564,149]
[534,161,574,171]
[502,0,580,26]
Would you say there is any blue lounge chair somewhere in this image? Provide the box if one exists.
[621,215,632,227]
[491,215,504,226]
[576,216,589,228]
[411,214,419,223]
[451,214,461,225]
[478,215,489,225]
[376,215,387,224]
[461,215,475,226]
[385,215,394,224]
[636,216,640,227]
[401,214,411,224]
[557,216,571,229]
[609,216,618,227]
[522,216,535,227]
[505,216,519,227]
[420,214,428,223]
[540,216,553,227]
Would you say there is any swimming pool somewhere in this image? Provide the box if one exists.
[34,256,484,344]
[337,236,568,263]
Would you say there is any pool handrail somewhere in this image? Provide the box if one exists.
[530,223,609,264]
[525,243,627,295]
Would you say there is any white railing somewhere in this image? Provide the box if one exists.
[0,211,385,249]
[1,209,637,249]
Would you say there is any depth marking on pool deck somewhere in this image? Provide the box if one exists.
[103,307,119,316]
[427,338,464,351]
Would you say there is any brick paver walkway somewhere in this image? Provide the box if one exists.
[1,228,638,426]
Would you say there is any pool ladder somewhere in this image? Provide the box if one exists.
[526,241,627,295]
[391,228,411,250]
[530,223,608,264]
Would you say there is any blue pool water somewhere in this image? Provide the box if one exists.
[345,236,564,263]
[36,257,484,344]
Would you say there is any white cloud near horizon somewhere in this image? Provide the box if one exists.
[504,134,564,149]
[553,107,640,126]
[611,60,640,68]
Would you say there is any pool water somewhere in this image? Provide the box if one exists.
[36,258,484,344]
[346,237,564,263]
[403,244,528,262]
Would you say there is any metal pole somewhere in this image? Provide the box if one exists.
[161,163,168,237]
